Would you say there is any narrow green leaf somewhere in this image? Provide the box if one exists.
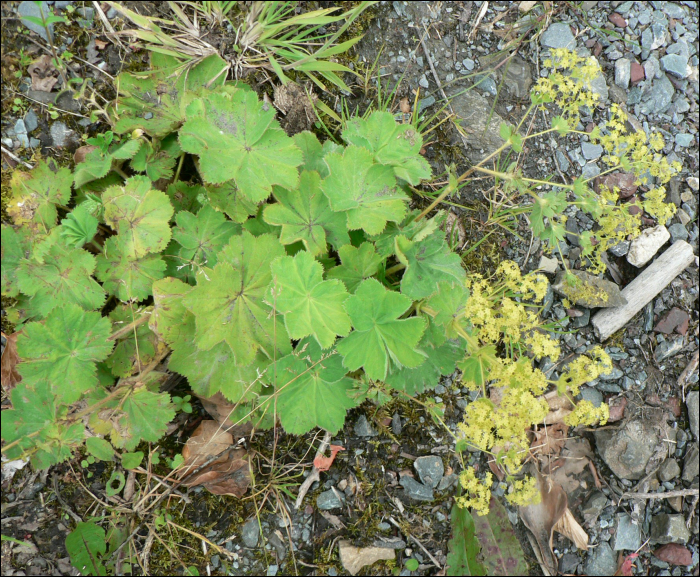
[446,503,487,576]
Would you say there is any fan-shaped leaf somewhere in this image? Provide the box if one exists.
[102,175,174,259]
[1,224,32,297]
[170,205,240,283]
[17,234,106,318]
[166,181,204,216]
[342,111,431,184]
[16,304,113,404]
[336,279,426,380]
[396,233,466,299]
[269,250,351,349]
[266,339,357,434]
[321,146,408,235]
[427,281,470,339]
[106,304,159,377]
[326,242,383,293]
[205,180,258,223]
[293,131,342,178]
[129,136,179,181]
[371,209,444,258]
[112,52,229,137]
[264,170,349,255]
[59,202,99,248]
[182,232,291,365]
[179,90,302,199]
[96,237,166,302]
[7,159,72,232]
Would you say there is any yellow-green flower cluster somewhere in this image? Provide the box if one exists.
[506,476,541,507]
[457,467,493,516]
[556,346,613,396]
[564,399,610,427]
[533,48,601,125]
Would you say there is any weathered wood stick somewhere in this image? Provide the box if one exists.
[592,240,695,341]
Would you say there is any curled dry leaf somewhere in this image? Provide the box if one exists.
[191,392,253,440]
[177,420,251,497]
[530,422,568,460]
[313,444,344,472]
[548,437,594,494]
[519,465,568,574]
[444,212,467,248]
[618,552,638,577]
[541,390,574,424]
[552,508,588,550]
[608,396,628,422]
[28,54,59,92]
[1,332,22,391]
[338,540,395,576]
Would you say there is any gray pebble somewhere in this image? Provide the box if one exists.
[18,1,53,41]
[661,54,690,78]
[668,223,688,243]
[658,458,681,482]
[462,58,475,71]
[241,518,259,548]
[674,133,693,147]
[581,142,603,160]
[614,513,642,551]
[414,456,444,488]
[354,415,378,437]
[400,475,434,501]
[585,542,617,576]
[541,22,575,49]
[23,110,38,133]
[316,489,344,510]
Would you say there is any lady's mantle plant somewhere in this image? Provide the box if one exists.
[0,50,679,514]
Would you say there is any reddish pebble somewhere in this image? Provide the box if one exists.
[654,544,693,566]
[608,13,628,28]
[593,42,603,57]
[630,62,645,83]
[655,307,690,334]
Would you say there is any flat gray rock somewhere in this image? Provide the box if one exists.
[650,514,691,545]
[541,22,575,49]
[687,391,698,439]
[316,489,344,510]
[595,418,662,480]
[682,444,698,482]
[241,518,259,548]
[584,542,617,576]
[552,270,627,308]
[18,1,53,41]
[614,513,642,551]
[654,336,684,363]
[414,456,444,489]
[450,91,511,164]
[400,476,434,502]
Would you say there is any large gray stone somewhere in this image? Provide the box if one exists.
[241,518,259,548]
[688,392,699,440]
[541,22,576,49]
[414,456,444,489]
[614,513,642,551]
[650,514,691,545]
[18,1,53,42]
[399,476,434,502]
[584,542,617,576]
[682,444,698,482]
[450,91,510,164]
[595,418,662,480]
[552,270,627,308]
[640,74,675,115]
[660,54,690,79]
[317,489,344,510]
[658,458,681,482]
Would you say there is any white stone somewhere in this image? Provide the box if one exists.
[538,255,559,274]
[627,225,670,267]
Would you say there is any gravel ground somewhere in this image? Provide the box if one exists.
[1,1,699,576]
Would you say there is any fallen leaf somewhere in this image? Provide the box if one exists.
[530,422,568,459]
[654,544,693,566]
[548,437,593,494]
[338,540,395,576]
[617,552,638,576]
[399,98,411,114]
[73,145,99,165]
[313,444,344,472]
[320,510,346,530]
[553,507,588,550]
[519,466,568,574]
[1,332,22,391]
[28,54,59,92]
[176,420,251,497]
[608,396,628,422]
[191,392,254,440]
[473,496,529,576]
[94,38,108,50]
[541,390,574,424]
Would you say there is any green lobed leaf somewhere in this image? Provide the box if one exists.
[342,111,431,184]
[60,203,99,247]
[105,304,159,377]
[326,242,383,293]
[96,237,166,302]
[129,137,178,181]
[446,503,487,576]
[7,159,72,233]
[472,497,528,576]
[265,338,358,435]
[169,204,240,283]
[395,233,467,300]
[179,90,302,199]
[16,233,107,318]
[385,326,465,395]
[205,180,258,223]
[73,139,143,189]
[86,437,116,461]
[458,345,497,390]
[66,521,107,576]
[182,232,291,365]
[293,131,342,178]
[336,279,426,380]
[16,304,114,404]
[530,189,567,237]
[321,145,408,235]
[166,181,204,216]
[32,422,85,469]
[371,209,444,258]
[269,250,351,349]
[102,175,174,259]
[112,52,229,137]
[1,224,32,297]
[427,281,470,339]
[263,170,349,255]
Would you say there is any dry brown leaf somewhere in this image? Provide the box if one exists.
[548,437,593,494]
[399,97,411,114]
[338,540,395,576]
[530,422,568,459]
[519,465,568,574]
[73,145,99,165]
[1,332,22,391]
[191,392,254,440]
[94,38,108,50]
[553,507,589,550]
[28,54,59,92]
[177,420,251,497]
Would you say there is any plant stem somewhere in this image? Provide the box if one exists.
[108,313,151,341]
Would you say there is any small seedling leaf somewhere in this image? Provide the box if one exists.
[66,521,107,576]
